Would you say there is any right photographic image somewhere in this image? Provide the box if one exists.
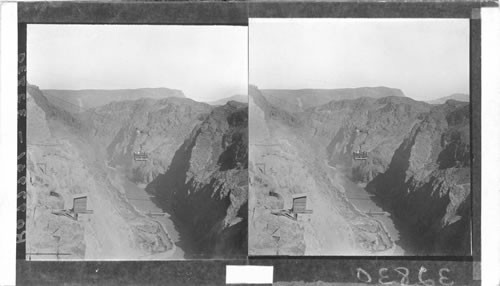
[248,18,471,256]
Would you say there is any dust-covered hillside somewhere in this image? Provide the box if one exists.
[249,85,471,256]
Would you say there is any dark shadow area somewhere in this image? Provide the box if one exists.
[146,127,201,258]
[146,123,247,259]
[365,123,471,256]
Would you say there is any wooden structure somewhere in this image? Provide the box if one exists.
[133,144,149,161]
[146,211,167,217]
[352,150,368,160]
[52,195,93,221]
[367,210,390,216]
[271,193,313,221]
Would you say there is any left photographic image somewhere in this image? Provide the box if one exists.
[25,24,248,260]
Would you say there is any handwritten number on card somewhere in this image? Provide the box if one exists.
[356,268,372,283]
[394,267,410,285]
[378,268,392,285]
[19,53,25,64]
[356,266,454,286]
[17,230,26,243]
[17,219,25,230]
[17,203,26,212]
[17,191,26,199]
[18,50,27,251]
[439,268,454,286]
[418,266,436,286]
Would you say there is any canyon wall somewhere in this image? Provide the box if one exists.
[146,101,249,258]
[252,86,471,255]
[26,85,248,259]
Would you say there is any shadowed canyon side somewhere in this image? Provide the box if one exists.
[26,84,248,259]
[366,100,471,255]
[249,85,471,256]
[146,101,249,258]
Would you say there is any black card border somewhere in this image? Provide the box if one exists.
[16,1,487,285]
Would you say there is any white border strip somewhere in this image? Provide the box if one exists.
[0,2,18,286]
[249,18,468,24]
[482,7,500,286]
[226,265,273,284]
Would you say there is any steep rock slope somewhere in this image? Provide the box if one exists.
[250,86,471,255]
[305,96,431,182]
[366,100,471,255]
[146,101,248,258]
[261,87,405,113]
[82,97,212,184]
[26,85,174,259]
[249,86,394,256]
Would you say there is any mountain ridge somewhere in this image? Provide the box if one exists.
[260,86,406,113]
[427,93,469,104]
[42,87,185,113]
[208,94,248,106]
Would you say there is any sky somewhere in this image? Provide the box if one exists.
[28,24,248,102]
[249,19,469,101]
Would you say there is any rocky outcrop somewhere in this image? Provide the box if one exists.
[305,96,431,182]
[26,85,174,259]
[249,86,396,256]
[366,100,471,255]
[27,85,248,259]
[82,97,212,184]
[146,101,248,258]
[250,85,471,256]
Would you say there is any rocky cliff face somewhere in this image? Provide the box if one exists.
[146,101,248,258]
[26,85,174,259]
[26,84,247,259]
[82,97,212,184]
[366,100,471,255]
[306,96,431,182]
[249,86,395,256]
[250,85,471,256]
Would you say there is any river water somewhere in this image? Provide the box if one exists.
[105,163,185,259]
[328,164,404,255]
